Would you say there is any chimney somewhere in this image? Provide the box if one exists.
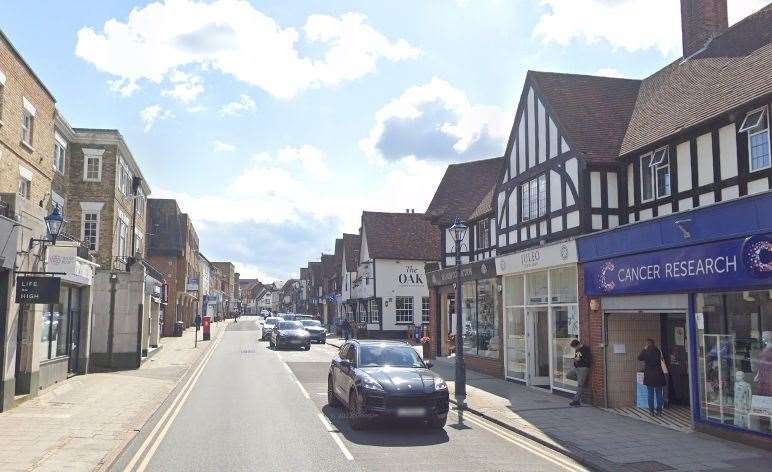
[681,0,727,58]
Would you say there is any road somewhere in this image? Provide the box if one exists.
[112,316,589,472]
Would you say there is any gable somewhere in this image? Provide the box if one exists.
[360,227,370,262]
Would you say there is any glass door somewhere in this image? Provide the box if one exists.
[527,308,550,387]
[505,307,526,380]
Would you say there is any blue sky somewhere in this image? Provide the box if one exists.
[1,0,766,281]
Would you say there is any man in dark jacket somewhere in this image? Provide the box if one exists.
[570,339,592,406]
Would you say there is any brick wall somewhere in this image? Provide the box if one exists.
[0,35,55,210]
[579,265,606,406]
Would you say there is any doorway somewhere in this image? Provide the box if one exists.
[526,308,550,387]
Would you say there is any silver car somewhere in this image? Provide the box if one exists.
[261,317,282,340]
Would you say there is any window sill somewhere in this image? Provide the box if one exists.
[749,164,771,174]
[20,140,34,153]
[395,322,416,326]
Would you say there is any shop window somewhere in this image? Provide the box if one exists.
[395,296,413,323]
[477,279,500,359]
[462,282,477,354]
[739,106,770,172]
[40,286,71,360]
[526,270,548,304]
[552,306,579,391]
[549,266,577,303]
[505,307,526,380]
[505,274,524,306]
[421,297,430,324]
[696,291,771,435]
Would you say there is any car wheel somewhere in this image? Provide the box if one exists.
[428,414,447,429]
[348,391,367,430]
[327,376,340,407]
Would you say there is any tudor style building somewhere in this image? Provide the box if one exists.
[425,157,504,374]
[338,233,360,323]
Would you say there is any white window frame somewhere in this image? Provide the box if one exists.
[395,296,414,324]
[21,110,34,147]
[521,174,547,222]
[18,176,31,199]
[83,149,104,182]
[53,134,66,174]
[136,188,145,216]
[421,296,430,324]
[368,299,380,323]
[740,106,771,173]
[0,72,5,123]
[82,212,100,251]
[117,219,128,259]
[639,148,670,202]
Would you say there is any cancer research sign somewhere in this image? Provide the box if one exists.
[584,234,772,296]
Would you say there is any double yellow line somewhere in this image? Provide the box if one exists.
[121,329,226,472]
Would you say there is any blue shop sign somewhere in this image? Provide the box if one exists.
[584,234,772,296]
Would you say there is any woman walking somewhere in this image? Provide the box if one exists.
[638,339,667,416]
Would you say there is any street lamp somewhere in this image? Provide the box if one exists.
[449,216,468,417]
[45,205,65,244]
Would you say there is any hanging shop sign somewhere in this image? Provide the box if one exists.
[427,260,497,288]
[15,276,61,304]
[584,234,772,296]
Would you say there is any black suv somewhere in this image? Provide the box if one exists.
[327,340,449,429]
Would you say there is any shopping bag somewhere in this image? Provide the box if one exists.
[566,368,578,381]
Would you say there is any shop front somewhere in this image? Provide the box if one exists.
[497,240,580,393]
[427,259,502,376]
[40,243,97,389]
[579,192,772,446]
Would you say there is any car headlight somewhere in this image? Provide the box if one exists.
[434,377,448,391]
[361,373,384,391]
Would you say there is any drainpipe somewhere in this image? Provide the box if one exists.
[107,273,118,369]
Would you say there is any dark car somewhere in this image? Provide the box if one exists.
[300,319,326,343]
[270,321,311,350]
[327,340,449,430]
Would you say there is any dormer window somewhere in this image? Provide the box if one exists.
[640,147,670,202]
[739,106,770,172]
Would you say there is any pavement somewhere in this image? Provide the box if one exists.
[326,337,772,472]
[0,320,229,472]
[110,319,589,471]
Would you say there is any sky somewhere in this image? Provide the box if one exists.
[1,0,767,282]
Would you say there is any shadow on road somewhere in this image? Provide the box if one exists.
[320,405,450,447]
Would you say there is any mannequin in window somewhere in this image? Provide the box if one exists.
[733,371,752,429]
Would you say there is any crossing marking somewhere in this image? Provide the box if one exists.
[317,413,354,461]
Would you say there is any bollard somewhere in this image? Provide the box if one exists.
[203,315,212,341]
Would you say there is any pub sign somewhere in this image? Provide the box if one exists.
[15,276,61,304]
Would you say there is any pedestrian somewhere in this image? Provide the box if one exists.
[638,339,668,416]
[343,319,350,341]
[569,339,591,407]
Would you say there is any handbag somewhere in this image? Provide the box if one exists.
[659,349,669,375]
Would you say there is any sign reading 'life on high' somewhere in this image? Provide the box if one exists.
[583,234,772,296]
[15,276,61,304]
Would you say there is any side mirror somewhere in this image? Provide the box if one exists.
[425,362,434,369]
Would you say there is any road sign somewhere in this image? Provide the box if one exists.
[15,276,61,304]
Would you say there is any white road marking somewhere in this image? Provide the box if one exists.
[283,363,293,374]
[295,379,310,399]
[317,413,354,461]
[448,410,587,472]
[122,330,225,472]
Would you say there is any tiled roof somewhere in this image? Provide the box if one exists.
[529,71,641,163]
[342,233,361,272]
[425,156,504,225]
[321,254,335,279]
[362,211,440,261]
[332,238,344,275]
[620,4,772,155]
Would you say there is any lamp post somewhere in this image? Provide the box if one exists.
[449,217,468,418]
[44,205,65,244]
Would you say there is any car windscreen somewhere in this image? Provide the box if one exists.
[300,320,321,327]
[278,321,303,330]
[358,345,425,368]
[265,318,281,325]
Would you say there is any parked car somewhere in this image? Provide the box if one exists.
[300,319,326,344]
[327,340,449,430]
[261,317,283,340]
[270,321,311,350]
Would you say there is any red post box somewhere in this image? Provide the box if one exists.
[202,315,212,341]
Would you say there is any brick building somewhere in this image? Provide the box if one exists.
[211,261,236,316]
[147,199,200,336]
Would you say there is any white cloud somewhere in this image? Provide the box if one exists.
[594,67,624,78]
[76,0,420,99]
[219,94,256,116]
[360,77,510,163]
[186,105,207,113]
[212,140,236,152]
[140,104,173,132]
[533,0,768,57]
[161,69,204,103]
